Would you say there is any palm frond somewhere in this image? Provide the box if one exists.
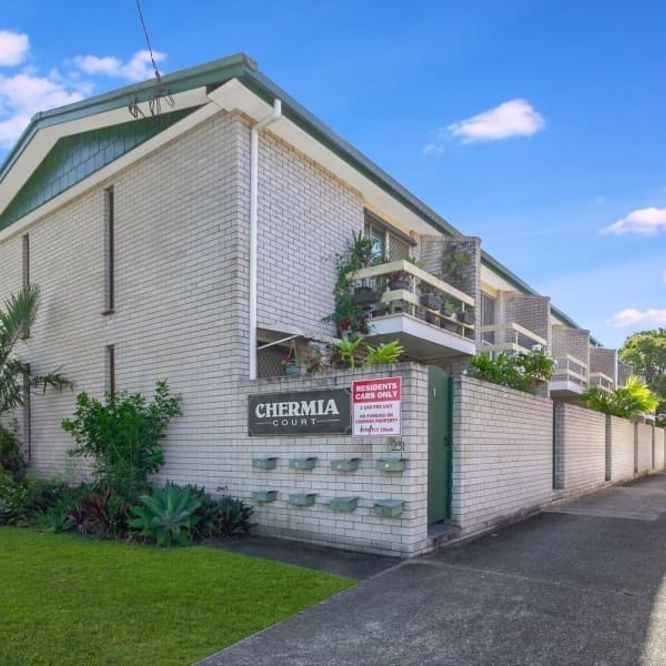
[30,369,73,396]
[0,285,39,363]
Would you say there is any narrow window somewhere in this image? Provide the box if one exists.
[105,345,116,398]
[22,234,30,338]
[480,292,496,345]
[22,364,31,463]
[103,187,115,314]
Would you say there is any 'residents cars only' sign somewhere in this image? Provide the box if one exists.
[351,376,402,436]
[248,388,352,436]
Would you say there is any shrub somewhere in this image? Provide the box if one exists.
[364,340,405,367]
[62,380,182,497]
[467,348,555,394]
[129,482,202,546]
[192,489,254,540]
[69,485,132,539]
[0,421,25,481]
[0,470,40,525]
[582,376,659,420]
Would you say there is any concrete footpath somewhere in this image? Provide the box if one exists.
[203,474,666,666]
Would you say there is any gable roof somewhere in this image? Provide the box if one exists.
[0,52,593,339]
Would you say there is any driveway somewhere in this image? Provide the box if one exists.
[204,474,666,665]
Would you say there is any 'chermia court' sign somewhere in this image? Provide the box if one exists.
[351,377,402,436]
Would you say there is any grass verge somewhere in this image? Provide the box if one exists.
[0,527,354,664]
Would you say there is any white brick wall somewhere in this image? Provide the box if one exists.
[0,110,247,481]
[607,415,635,482]
[636,422,654,475]
[236,363,429,557]
[451,376,553,536]
[553,403,606,495]
[254,124,364,338]
[655,427,666,470]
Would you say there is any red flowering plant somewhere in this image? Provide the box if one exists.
[323,232,377,338]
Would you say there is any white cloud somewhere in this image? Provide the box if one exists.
[72,50,166,82]
[422,143,444,156]
[0,71,86,148]
[609,308,666,328]
[445,98,545,143]
[601,207,666,236]
[0,30,29,67]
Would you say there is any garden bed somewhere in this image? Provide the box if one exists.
[0,527,353,665]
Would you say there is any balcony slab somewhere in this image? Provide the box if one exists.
[367,313,476,359]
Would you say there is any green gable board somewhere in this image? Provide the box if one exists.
[0,107,196,231]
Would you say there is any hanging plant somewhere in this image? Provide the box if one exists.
[324,232,378,337]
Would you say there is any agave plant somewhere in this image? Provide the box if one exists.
[129,482,202,546]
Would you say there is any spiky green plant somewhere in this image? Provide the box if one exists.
[129,482,202,546]
[582,376,659,420]
[364,340,405,366]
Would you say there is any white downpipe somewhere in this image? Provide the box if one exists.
[249,99,282,380]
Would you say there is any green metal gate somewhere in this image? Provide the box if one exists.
[428,366,452,524]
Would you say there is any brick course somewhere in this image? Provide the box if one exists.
[451,376,553,537]
[553,403,606,494]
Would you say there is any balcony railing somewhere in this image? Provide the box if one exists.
[479,322,546,355]
[350,259,475,341]
[589,371,614,392]
[552,354,588,387]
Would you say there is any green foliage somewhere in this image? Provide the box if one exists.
[0,468,33,525]
[62,380,182,497]
[620,328,666,416]
[0,421,26,480]
[0,285,71,417]
[364,340,405,366]
[582,376,659,420]
[337,336,366,369]
[69,485,132,539]
[467,348,555,394]
[129,482,202,546]
[325,232,378,337]
[440,244,470,285]
[192,489,254,540]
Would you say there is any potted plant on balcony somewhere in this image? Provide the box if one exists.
[387,269,411,291]
[281,346,301,377]
[419,282,443,311]
[458,307,475,325]
[441,298,459,319]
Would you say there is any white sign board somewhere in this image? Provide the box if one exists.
[351,376,402,436]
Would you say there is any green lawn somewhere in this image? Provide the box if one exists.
[0,527,354,665]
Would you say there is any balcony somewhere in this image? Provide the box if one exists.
[480,322,546,356]
[589,371,614,392]
[350,259,476,359]
[550,354,588,397]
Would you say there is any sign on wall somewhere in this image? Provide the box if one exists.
[352,377,402,436]
[248,389,352,436]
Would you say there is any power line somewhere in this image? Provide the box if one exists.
[134,0,161,82]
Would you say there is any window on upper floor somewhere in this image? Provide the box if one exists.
[364,210,414,263]
[480,292,496,344]
[103,186,115,314]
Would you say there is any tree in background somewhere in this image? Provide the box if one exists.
[620,329,666,421]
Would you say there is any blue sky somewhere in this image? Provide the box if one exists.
[1,0,665,347]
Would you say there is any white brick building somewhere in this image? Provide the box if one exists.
[0,54,661,556]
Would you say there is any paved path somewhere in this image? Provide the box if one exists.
[204,474,666,665]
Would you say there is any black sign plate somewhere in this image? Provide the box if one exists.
[248,388,351,436]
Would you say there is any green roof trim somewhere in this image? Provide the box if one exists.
[0,108,195,231]
[0,53,254,186]
[0,52,597,340]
